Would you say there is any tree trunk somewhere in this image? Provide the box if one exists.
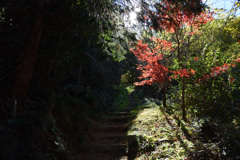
[162,86,167,108]
[12,2,46,100]
[181,77,186,121]
[176,28,186,121]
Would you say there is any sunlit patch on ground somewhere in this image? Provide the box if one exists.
[128,106,221,160]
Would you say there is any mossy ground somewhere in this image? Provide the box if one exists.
[128,106,221,160]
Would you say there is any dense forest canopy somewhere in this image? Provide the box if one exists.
[0,0,240,159]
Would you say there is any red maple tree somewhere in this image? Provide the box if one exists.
[130,40,172,87]
[131,0,214,120]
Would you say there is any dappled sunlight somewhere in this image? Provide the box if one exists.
[1,0,240,159]
[127,105,223,159]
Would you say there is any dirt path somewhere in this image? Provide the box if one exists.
[79,96,138,160]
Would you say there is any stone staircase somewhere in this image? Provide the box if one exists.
[83,96,138,160]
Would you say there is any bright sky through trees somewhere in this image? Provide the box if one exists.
[206,0,240,16]
[125,0,239,31]
[129,7,141,25]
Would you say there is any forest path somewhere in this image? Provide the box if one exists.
[79,96,138,160]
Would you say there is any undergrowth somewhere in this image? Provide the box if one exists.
[127,104,231,160]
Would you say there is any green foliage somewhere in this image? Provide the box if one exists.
[112,84,129,109]
[125,85,135,95]
[121,71,136,84]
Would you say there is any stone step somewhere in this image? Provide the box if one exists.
[120,106,136,109]
[103,121,128,126]
[118,108,134,113]
[106,111,131,117]
[114,112,131,116]
[81,153,128,160]
[93,133,126,140]
[81,96,141,159]
[106,116,128,122]
[102,124,129,133]
[90,143,126,153]
[92,134,126,144]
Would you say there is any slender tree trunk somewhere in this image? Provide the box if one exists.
[162,86,167,108]
[175,28,187,121]
[12,2,46,100]
[181,77,186,121]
